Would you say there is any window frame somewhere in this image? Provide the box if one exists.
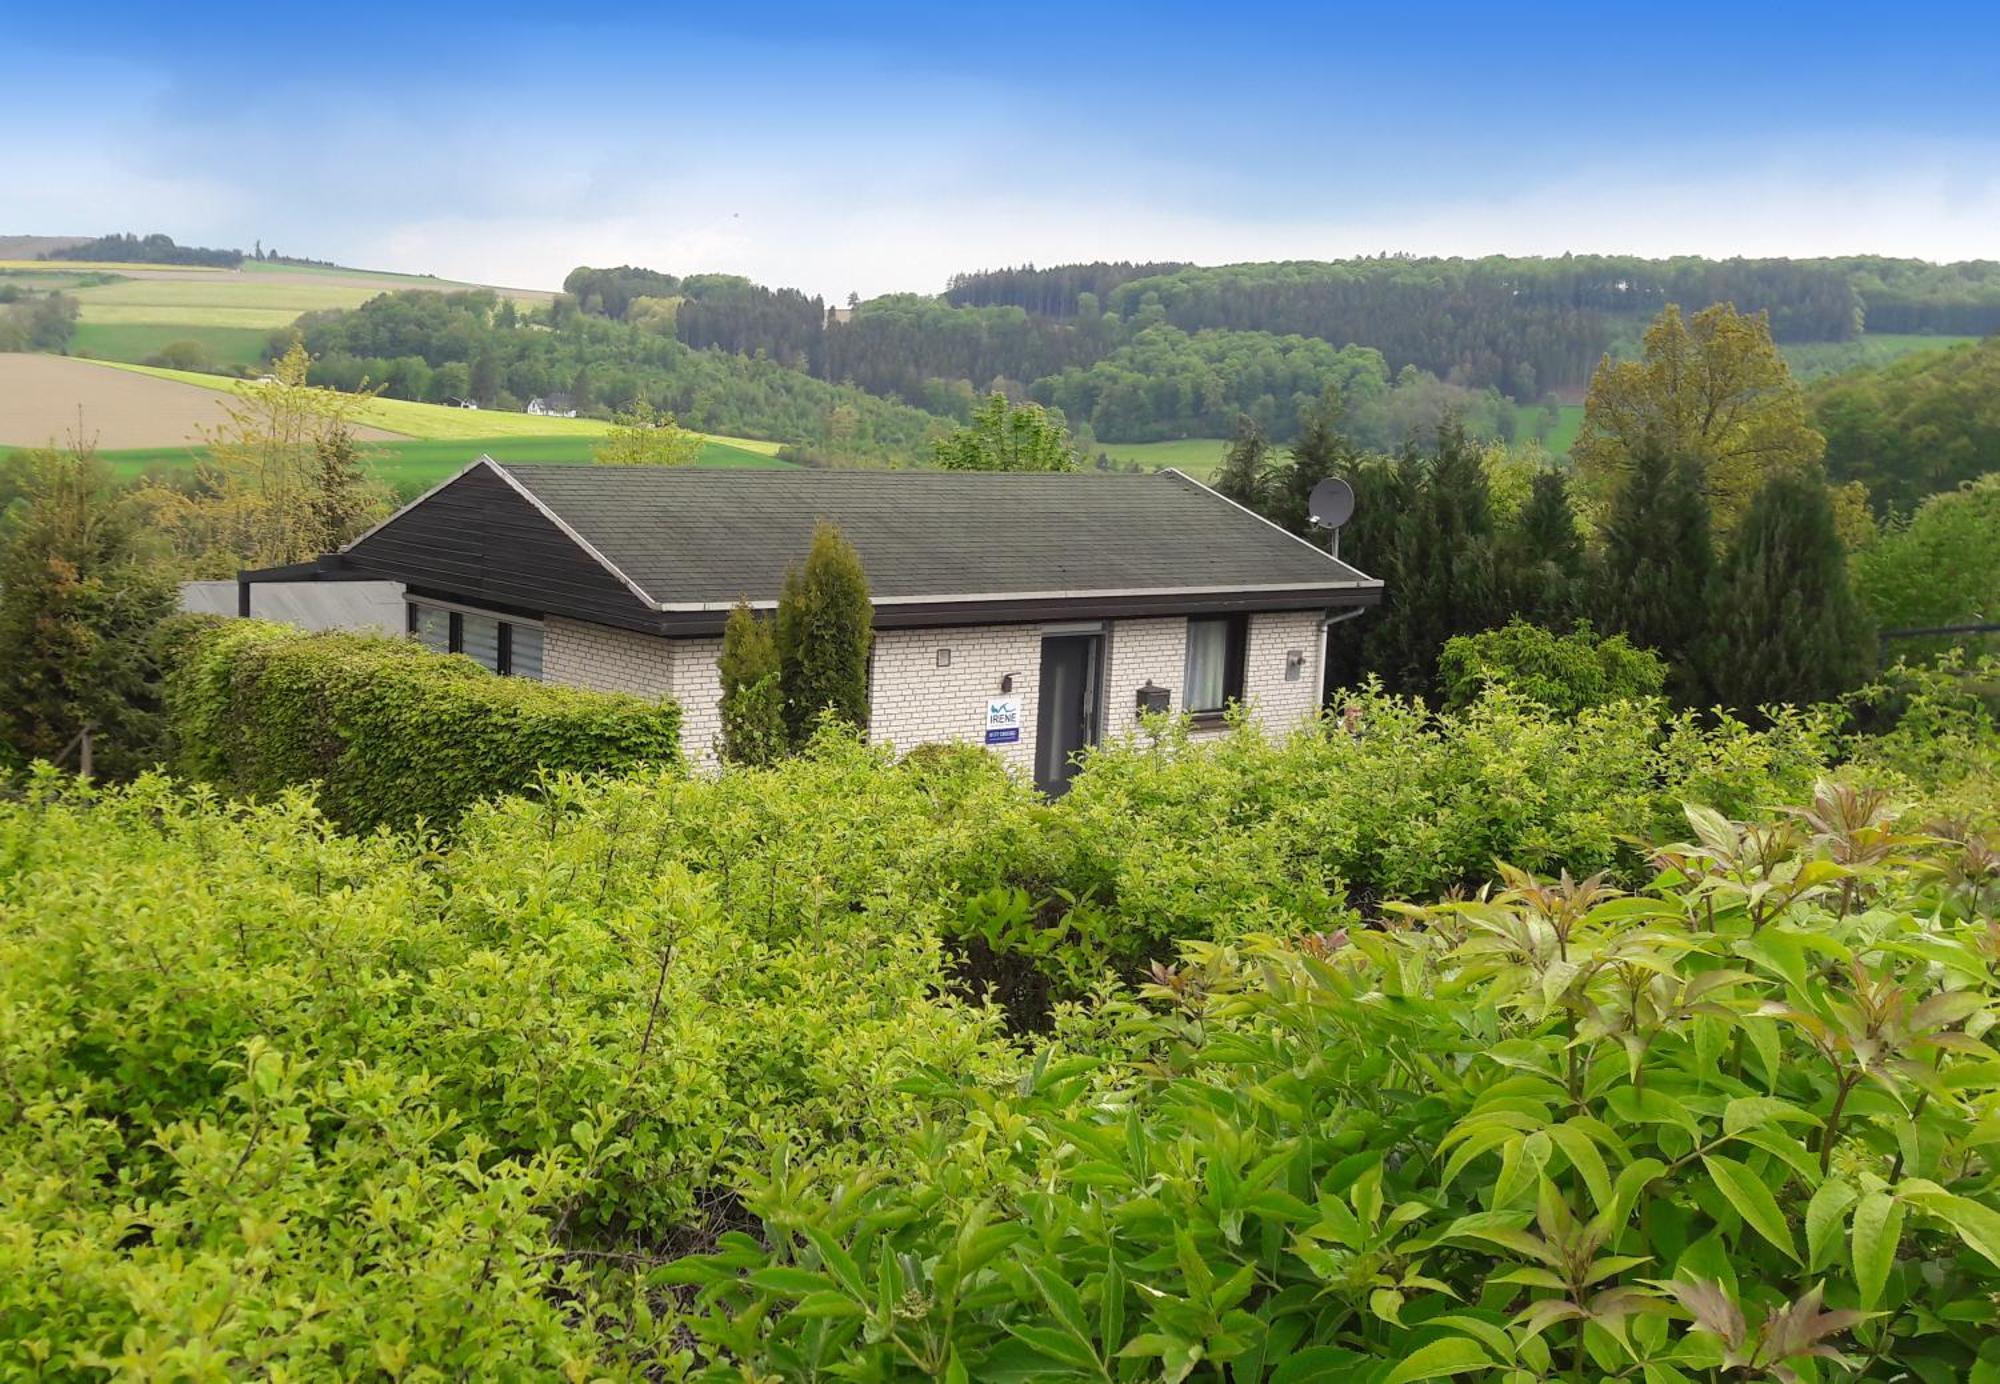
[1183,613,1249,720]
[404,599,544,680]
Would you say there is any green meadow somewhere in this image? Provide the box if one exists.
[96,434,794,498]
[1091,437,1230,478]
[70,323,272,369]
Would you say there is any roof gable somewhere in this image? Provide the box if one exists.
[341,459,655,627]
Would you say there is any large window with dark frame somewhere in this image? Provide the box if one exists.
[1184,614,1248,716]
[406,600,544,680]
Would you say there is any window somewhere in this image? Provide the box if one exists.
[1184,614,1248,716]
[411,603,451,654]
[405,601,544,680]
[460,613,502,672]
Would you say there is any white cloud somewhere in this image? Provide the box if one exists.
[352,142,2000,298]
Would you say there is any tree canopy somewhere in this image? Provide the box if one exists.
[1574,303,1827,536]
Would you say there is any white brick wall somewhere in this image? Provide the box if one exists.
[543,617,675,697]
[540,609,1329,771]
[670,635,726,765]
[1102,617,1189,739]
[866,624,1044,773]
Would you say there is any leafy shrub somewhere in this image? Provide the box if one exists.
[1060,685,1834,916]
[162,619,684,831]
[0,756,1018,1375]
[672,786,2000,1382]
[1440,619,1668,716]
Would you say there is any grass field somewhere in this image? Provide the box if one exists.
[1781,333,1980,382]
[70,323,271,369]
[95,434,794,497]
[1508,403,1585,455]
[91,361,775,454]
[1092,437,1231,479]
[0,259,227,274]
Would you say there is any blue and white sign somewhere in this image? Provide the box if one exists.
[984,696,1022,745]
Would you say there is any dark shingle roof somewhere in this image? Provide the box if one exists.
[497,463,1376,608]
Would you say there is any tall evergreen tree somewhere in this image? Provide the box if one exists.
[776,522,874,746]
[1213,414,1272,510]
[717,600,787,766]
[1592,435,1714,701]
[1497,468,1585,626]
[0,447,175,779]
[1703,469,1873,713]
[1266,388,1365,537]
[1362,421,1502,698]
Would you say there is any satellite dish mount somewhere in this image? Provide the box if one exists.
[1307,477,1356,561]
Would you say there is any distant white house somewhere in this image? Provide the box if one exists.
[526,393,578,418]
[441,396,480,410]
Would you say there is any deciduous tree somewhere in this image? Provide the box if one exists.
[1575,303,1827,536]
[932,392,1079,472]
[592,401,703,467]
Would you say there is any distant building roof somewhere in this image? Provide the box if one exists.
[318,458,1381,635]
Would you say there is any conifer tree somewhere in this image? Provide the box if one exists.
[1703,469,1873,713]
[776,521,874,746]
[1592,434,1714,701]
[717,600,787,766]
[1213,414,1271,510]
[1265,388,1363,537]
[1497,468,1585,626]
[1362,421,1502,698]
[0,446,175,778]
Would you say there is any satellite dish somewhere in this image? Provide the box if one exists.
[1308,476,1355,530]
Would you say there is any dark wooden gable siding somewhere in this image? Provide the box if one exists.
[342,464,656,629]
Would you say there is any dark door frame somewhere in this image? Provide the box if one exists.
[1035,631,1105,795]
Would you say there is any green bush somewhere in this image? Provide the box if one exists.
[0,754,1017,1376]
[1440,619,1668,716]
[163,619,685,831]
[674,785,2000,1382]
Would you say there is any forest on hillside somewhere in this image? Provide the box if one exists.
[564,256,2000,436]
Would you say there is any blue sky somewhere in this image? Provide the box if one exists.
[14,2,2000,296]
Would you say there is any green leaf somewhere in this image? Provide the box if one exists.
[1384,1336,1495,1383]
[748,1266,835,1297]
[1547,1121,1613,1207]
[1852,1190,1905,1310]
[1899,1183,2000,1270]
[1007,1323,1101,1370]
[1270,1348,1373,1383]
[1805,1178,1857,1274]
[1100,1243,1125,1352]
[1702,1154,1798,1263]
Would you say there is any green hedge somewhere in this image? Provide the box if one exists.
[162,617,683,831]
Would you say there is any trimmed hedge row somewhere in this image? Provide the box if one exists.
[162,617,683,831]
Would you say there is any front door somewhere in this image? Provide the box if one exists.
[1034,633,1103,796]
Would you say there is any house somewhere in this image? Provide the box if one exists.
[241,459,1382,792]
[441,396,481,410]
[526,393,578,418]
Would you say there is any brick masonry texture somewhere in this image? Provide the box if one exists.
[541,610,1328,770]
[867,624,1044,773]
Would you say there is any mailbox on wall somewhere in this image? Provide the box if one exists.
[1135,681,1171,715]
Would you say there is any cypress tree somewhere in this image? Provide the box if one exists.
[717,600,786,766]
[1363,421,1501,699]
[1592,435,1714,700]
[1266,388,1362,537]
[1213,413,1271,510]
[1498,468,1585,626]
[775,521,874,746]
[1703,470,1873,714]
